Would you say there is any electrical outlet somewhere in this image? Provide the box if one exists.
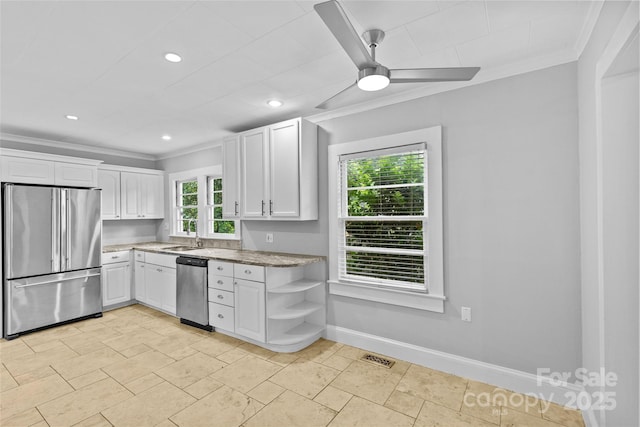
[461,307,471,322]
[266,233,274,243]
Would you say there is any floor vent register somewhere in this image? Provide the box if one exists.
[360,353,396,369]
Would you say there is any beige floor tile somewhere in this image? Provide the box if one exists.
[295,338,343,363]
[102,350,175,384]
[314,385,353,412]
[333,345,366,360]
[215,347,248,364]
[501,389,543,417]
[68,370,110,390]
[211,355,282,393]
[146,331,206,357]
[122,373,165,395]
[0,340,34,361]
[38,377,133,426]
[328,396,413,427]
[21,324,82,348]
[102,381,196,427]
[118,343,152,358]
[61,334,109,355]
[247,380,286,404]
[244,389,336,427]
[385,389,425,418]
[26,337,69,353]
[0,368,18,391]
[72,413,113,427]
[1,407,45,426]
[322,354,353,371]
[237,342,277,359]
[3,344,79,377]
[155,352,226,389]
[330,360,403,404]
[460,380,503,424]
[415,400,496,427]
[502,407,567,427]
[102,328,165,352]
[190,337,239,358]
[270,358,340,399]
[155,419,178,427]
[183,376,223,399]
[14,365,57,385]
[52,347,127,380]
[171,385,263,427]
[31,421,48,427]
[540,402,585,427]
[268,352,299,366]
[396,364,468,410]
[0,374,73,421]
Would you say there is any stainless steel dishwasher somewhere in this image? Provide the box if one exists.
[176,257,213,332]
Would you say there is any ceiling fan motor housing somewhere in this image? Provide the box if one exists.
[357,65,390,91]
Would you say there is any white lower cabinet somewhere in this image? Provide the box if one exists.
[133,252,177,316]
[234,278,266,342]
[101,251,132,308]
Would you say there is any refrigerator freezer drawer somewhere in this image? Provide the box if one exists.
[4,268,102,337]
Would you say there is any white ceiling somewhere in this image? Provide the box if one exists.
[0,1,598,158]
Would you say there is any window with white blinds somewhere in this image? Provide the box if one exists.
[338,143,428,292]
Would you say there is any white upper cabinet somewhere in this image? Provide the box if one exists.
[226,117,317,221]
[0,149,101,187]
[99,165,164,220]
[222,136,241,218]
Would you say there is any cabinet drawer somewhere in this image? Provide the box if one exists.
[209,303,234,331]
[102,251,130,265]
[208,288,234,307]
[209,260,234,277]
[144,252,177,269]
[134,251,145,262]
[234,264,265,282]
[209,274,234,292]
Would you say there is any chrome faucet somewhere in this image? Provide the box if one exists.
[186,219,203,248]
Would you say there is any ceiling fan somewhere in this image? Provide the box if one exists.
[314,0,481,109]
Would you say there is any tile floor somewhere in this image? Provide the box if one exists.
[0,304,585,427]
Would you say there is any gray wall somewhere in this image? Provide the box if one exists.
[243,63,582,375]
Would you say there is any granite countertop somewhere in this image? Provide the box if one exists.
[102,241,325,267]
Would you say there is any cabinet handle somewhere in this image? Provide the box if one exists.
[157,268,162,272]
[111,256,119,259]
[244,269,251,275]
[217,266,223,271]
[217,280,223,284]
[116,215,120,218]
[218,314,224,319]
[140,265,144,268]
[217,295,224,299]
[234,201,239,216]
[269,200,273,215]
[261,200,265,216]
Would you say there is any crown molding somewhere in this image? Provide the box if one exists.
[155,138,223,161]
[304,49,579,124]
[0,132,156,161]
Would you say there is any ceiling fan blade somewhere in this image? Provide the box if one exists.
[316,82,360,109]
[314,0,376,70]
[389,67,481,83]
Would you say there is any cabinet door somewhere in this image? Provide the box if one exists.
[134,261,146,302]
[161,267,177,315]
[102,262,131,307]
[241,128,268,218]
[140,174,164,219]
[234,279,265,342]
[269,119,300,218]
[120,172,140,219]
[98,170,121,220]
[0,156,55,184]
[145,265,164,309]
[55,162,97,188]
[222,136,241,218]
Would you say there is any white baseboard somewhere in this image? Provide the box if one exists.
[325,325,595,425]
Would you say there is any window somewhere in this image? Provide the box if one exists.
[170,166,240,240]
[206,176,236,237]
[328,126,444,312]
[339,146,426,291]
[176,179,198,233]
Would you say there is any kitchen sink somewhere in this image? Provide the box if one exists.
[168,246,199,252]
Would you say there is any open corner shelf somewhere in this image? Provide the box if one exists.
[268,301,323,320]
[268,322,324,346]
[268,278,323,294]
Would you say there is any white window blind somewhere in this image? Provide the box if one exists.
[338,143,428,292]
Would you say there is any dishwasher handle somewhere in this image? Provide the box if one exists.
[176,256,208,268]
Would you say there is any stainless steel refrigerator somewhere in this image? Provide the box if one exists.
[3,184,102,339]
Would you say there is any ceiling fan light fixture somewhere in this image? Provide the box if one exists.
[357,66,390,91]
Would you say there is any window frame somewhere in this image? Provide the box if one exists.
[328,126,444,313]
[175,178,199,235]
[169,166,240,240]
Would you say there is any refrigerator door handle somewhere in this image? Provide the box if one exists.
[14,272,102,288]
[52,188,61,272]
[62,189,71,271]
[4,185,13,277]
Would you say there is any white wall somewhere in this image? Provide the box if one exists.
[241,62,582,376]
[578,1,638,424]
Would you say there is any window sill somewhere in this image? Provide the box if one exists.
[328,280,445,313]
[169,234,241,241]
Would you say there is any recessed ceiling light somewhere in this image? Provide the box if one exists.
[267,99,283,108]
[162,135,172,141]
[164,52,182,63]
[65,115,79,120]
